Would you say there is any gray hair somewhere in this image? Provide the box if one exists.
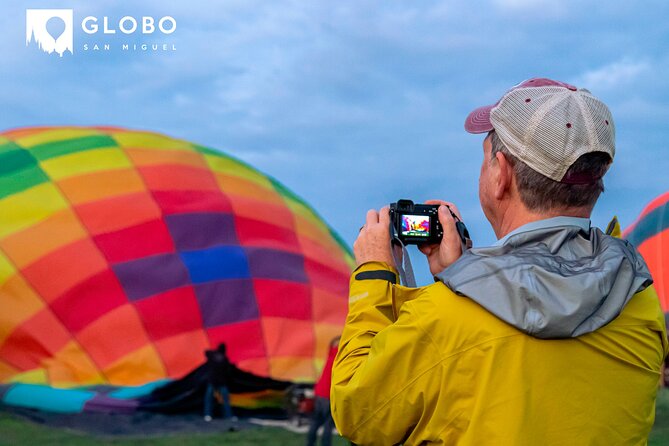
[489,131,611,212]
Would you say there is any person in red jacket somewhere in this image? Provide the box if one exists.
[306,337,340,446]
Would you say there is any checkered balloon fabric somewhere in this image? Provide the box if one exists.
[0,126,353,388]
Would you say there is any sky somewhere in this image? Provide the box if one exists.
[2,0,668,285]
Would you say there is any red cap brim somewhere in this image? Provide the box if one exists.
[464,104,495,134]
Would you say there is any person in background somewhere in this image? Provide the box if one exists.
[203,343,234,422]
[306,336,340,446]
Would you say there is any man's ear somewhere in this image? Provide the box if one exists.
[494,151,513,200]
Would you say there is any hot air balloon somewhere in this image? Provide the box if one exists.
[624,192,669,313]
[0,126,353,413]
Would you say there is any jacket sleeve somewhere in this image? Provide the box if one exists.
[331,262,443,445]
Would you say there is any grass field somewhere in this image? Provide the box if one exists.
[650,387,669,445]
[1,389,668,445]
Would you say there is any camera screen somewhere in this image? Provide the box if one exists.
[401,214,430,237]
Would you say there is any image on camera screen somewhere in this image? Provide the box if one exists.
[401,214,430,237]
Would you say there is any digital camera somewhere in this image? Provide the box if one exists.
[389,199,443,245]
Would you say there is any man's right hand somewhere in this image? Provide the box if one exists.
[418,200,465,276]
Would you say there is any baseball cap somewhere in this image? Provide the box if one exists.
[464,78,615,184]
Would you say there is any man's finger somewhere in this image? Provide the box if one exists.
[366,209,379,227]
[378,206,390,227]
[426,199,463,221]
[444,203,463,221]
[438,205,458,240]
[425,199,449,206]
[418,244,434,256]
[438,204,455,222]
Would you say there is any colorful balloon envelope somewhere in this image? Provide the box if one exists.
[624,191,669,313]
[0,126,354,390]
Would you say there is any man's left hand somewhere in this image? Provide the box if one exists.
[353,207,395,267]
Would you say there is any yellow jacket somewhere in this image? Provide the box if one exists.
[332,262,668,445]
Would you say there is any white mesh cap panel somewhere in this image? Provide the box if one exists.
[582,94,616,158]
[489,86,615,181]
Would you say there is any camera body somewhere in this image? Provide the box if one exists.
[389,199,443,245]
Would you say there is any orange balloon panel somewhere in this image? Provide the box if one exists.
[625,192,669,312]
[638,231,669,311]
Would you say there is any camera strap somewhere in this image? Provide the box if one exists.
[445,205,473,253]
[390,222,417,287]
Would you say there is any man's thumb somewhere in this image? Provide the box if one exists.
[438,205,454,227]
[439,205,462,253]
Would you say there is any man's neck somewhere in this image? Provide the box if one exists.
[495,205,591,239]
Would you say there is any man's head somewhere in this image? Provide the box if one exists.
[465,78,614,234]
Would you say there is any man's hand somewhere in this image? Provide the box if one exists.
[353,207,395,267]
[418,200,465,276]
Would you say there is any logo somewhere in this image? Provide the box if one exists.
[26,9,74,57]
[25,9,177,57]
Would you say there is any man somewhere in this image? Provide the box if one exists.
[203,343,233,421]
[331,78,668,445]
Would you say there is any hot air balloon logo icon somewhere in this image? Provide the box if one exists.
[26,9,74,57]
